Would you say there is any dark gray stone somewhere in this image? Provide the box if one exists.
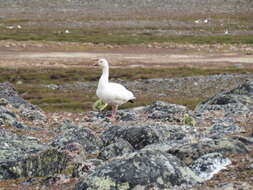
[101,124,197,150]
[98,139,134,160]
[168,137,248,165]
[51,124,103,155]
[0,149,70,180]
[74,149,202,190]
[145,101,188,121]
[208,123,244,136]
[190,153,231,180]
[195,81,253,114]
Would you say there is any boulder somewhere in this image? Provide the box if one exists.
[101,124,197,150]
[74,149,202,190]
[51,123,103,156]
[98,139,134,160]
[168,137,248,165]
[189,152,231,181]
[195,81,253,114]
[0,148,70,180]
[145,101,188,121]
[0,82,46,121]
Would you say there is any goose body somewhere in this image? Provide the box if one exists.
[96,82,134,105]
[94,58,135,120]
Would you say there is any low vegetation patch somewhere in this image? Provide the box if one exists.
[0,29,253,45]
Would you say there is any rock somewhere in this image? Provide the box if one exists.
[0,148,70,180]
[0,98,8,106]
[145,101,188,122]
[190,153,231,180]
[208,122,244,136]
[72,159,104,178]
[0,82,46,121]
[0,129,45,162]
[101,124,197,150]
[42,174,70,185]
[231,136,253,145]
[98,139,134,160]
[195,80,253,114]
[0,105,39,130]
[215,182,253,190]
[168,137,248,165]
[74,149,202,190]
[51,123,103,156]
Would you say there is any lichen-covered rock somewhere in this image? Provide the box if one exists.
[195,81,253,114]
[51,123,103,155]
[213,182,253,190]
[208,123,244,136]
[101,124,197,150]
[168,137,248,165]
[0,148,70,180]
[98,139,134,160]
[74,149,202,190]
[190,153,231,181]
[0,82,46,121]
[0,128,46,162]
[0,98,9,106]
[231,136,253,145]
[145,101,188,121]
[72,159,104,178]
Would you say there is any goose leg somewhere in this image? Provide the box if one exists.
[110,105,118,121]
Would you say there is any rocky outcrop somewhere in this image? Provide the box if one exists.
[74,149,202,190]
[0,80,253,189]
[101,124,197,150]
[195,80,253,114]
[0,148,70,180]
[0,82,46,121]
[168,137,248,165]
[98,139,134,160]
[51,123,103,156]
[145,101,188,122]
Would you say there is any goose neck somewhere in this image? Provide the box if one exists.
[99,65,109,87]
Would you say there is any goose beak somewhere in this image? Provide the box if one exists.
[92,58,99,66]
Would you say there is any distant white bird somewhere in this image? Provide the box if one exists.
[194,20,200,24]
[65,30,70,34]
[204,19,209,23]
[94,58,135,120]
[6,25,14,29]
[17,25,22,29]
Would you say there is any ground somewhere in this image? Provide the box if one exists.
[0,0,253,189]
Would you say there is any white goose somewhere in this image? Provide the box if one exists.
[94,58,135,120]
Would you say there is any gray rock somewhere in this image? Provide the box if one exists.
[72,159,104,178]
[145,101,188,121]
[0,129,45,162]
[98,139,134,160]
[208,123,244,136]
[215,182,253,190]
[190,153,231,181]
[168,137,248,165]
[231,136,253,145]
[195,80,253,114]
[74,149,202,190]
[0,105,40,130]
[0,98,8,106]
[101,124,197,150]
[0,148,70,180]
[0,82,46,121]
[51,123,103,155]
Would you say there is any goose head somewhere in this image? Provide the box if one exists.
[93,58,109,68]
